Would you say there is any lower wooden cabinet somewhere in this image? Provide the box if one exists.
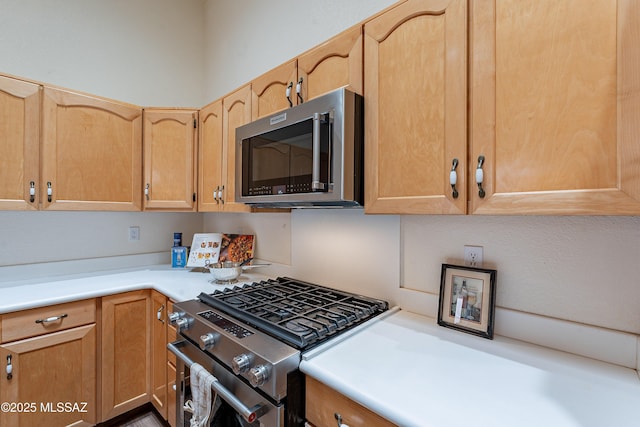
[306,376,396,427]
[0,324,97,427]
[100,290,151,421]
[0,290,179,426]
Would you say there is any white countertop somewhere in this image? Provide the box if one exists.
[301,308,640,427]
[2,268,639,426]
[0,265,268,314]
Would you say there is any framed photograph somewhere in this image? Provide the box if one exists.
[437,264,497,339]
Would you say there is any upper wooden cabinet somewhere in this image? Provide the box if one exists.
[41,86,143,211]
[222,85,253,212]
[198,99,224,211]
[364,0,468,214]
[469,0,640,214]
[252,60,298,120]
[0,75,40,210]
[251,25,363,119]
[298,25,363,101]
[199,86,252,212]
[143,108,198,211]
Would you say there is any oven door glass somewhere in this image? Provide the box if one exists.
[242,114,331,197]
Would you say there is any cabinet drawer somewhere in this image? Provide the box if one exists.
[1,299,96,343]
[306,376,397,427]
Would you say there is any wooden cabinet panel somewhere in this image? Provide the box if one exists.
[0,324,97,427]
[298,25,363,100]
[143,108,198,210]
[251,60,297,120]
[100,290,150,421]
[41,86,142,211]
[150,291,168,419]
[221,85,253,212]
[469,0,640,214]
[1,299,95,343]
[167,361,177,427]
[251,25,364,121]
[198,99,224,212]
[364,0,467,214]
[306,376,396,427]
[0,75,40,210]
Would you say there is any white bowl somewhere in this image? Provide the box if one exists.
[208,262,242,283]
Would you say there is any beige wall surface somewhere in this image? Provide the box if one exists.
[0,0,206,107]
[0,0,638,364]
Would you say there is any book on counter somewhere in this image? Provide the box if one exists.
[186,233,254,267]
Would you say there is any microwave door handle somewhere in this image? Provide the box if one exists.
[312,112,325,191]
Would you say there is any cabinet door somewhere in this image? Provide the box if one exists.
[100,291,150,421]
[41,86,142,211]
[0,324,97,427]
[298,25,363,100]
[198,99,224,212]
[0,76,40,210]
[469,0,640,214]
[166,300,178,427]
[150,291,168,419]
[251,60,298,119]
[221,85,253,212]
[364,0,467,214]
[143,109,198,211]
[306,376,396,427]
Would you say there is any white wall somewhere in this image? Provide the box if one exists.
[0,0,207,280]
[0,0,206,106]
[203,0,398,100]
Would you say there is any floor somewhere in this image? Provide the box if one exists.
[110,409,167,427]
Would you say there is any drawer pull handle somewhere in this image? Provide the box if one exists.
[157,304,165,324]
[35,313,68,324]
[334,413,350,427]
[6,355,12,380]
[29,181,36,203]
[286,81,293,108]
[476,155,486,198]
[450,158,459,199]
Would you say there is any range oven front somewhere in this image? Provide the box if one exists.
[168,340,301,427]
[168,277,388,427]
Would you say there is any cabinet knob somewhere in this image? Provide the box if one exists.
[476,155,486,198]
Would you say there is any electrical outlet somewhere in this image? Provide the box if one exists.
[128,226,140,241]
[464,245,483,267]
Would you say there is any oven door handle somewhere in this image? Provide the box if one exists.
[168,341,268,424]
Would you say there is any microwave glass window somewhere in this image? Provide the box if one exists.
[243,116,330,196]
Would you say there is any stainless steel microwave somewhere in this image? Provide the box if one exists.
[235,87,364,208]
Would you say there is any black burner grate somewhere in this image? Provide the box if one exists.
[197,277,388,349]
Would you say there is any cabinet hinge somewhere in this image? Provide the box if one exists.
[193,119,197,129]
[193,192,196,202]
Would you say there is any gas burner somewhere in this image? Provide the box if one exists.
[197,277,389,349]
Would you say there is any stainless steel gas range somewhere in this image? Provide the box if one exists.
[168,277,389,427]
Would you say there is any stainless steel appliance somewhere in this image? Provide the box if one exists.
[235,88,364,208]
[168,277,388,427]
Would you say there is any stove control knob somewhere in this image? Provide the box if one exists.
[248,364,270,387]
[231,353,252,374]
[174,317,192,333]
[198,333,217,351]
